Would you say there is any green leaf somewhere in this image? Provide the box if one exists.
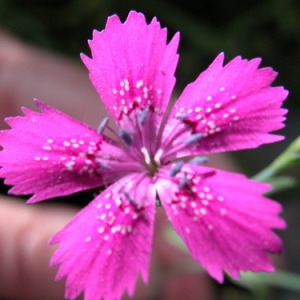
[263,176,298,195]
[253,135,300,184]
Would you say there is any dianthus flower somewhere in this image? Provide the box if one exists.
[0,11,288,300]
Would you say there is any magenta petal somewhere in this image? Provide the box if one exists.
[170,53,288,153]
[0,100,108,203]
[50,174,155,300]
[82,11,179,123]
[157,165,285,282]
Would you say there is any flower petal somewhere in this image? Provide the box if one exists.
[0,100,123,203]
[82,11,179,123]
[156,165,285,282]
[169,53,288,154]
[50,173,155,300]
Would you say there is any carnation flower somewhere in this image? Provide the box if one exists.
[0,11,288,300]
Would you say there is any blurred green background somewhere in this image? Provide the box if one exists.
[0,0,299,299]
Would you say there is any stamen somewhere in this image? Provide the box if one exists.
[179,173,188,189]
[119,129,133,146]
[184,133,203,146]
[169,161,184,177]
[141,147,151,165]
[176,113,188,120]
[154,148,163,165]
[139,107,150,125]
[96,160,112,169]
[189,156,209,165]
[97,117,109,134]
[121,189,137,206]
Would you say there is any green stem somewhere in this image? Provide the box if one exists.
[252,166,275,182]
[238,270,300,293]
[253,135,300,182]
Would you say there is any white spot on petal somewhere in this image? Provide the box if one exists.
[136,80,143,88]
[203,186,210,192]
[132,213,139,220]
[65,161,75,170]
[206,194,213,200]
[98,227,104,233]
[208,224,214,230]
[200,208,207,215]
[220,208,227,215]
[202,200,209,205]
[190,201,197,208]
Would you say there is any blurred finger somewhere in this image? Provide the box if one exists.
[0,30,103,129]
[0,195,78,300]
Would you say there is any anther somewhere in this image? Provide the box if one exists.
[121,189,137,206]
[176,113,188,120]
[169,161,184,177]
[97,117,110,134]
[179,173,188,190]
[119,129,133,146]
[189,156,209,165]
[139,107,150,125]
[96,160,112,169]
[184,133,203,146]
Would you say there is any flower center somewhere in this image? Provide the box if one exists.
[97,107,208,179]
[97,107,164,176]
[140,147,164,176]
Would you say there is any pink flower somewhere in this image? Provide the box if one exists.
[0,11,288,300]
